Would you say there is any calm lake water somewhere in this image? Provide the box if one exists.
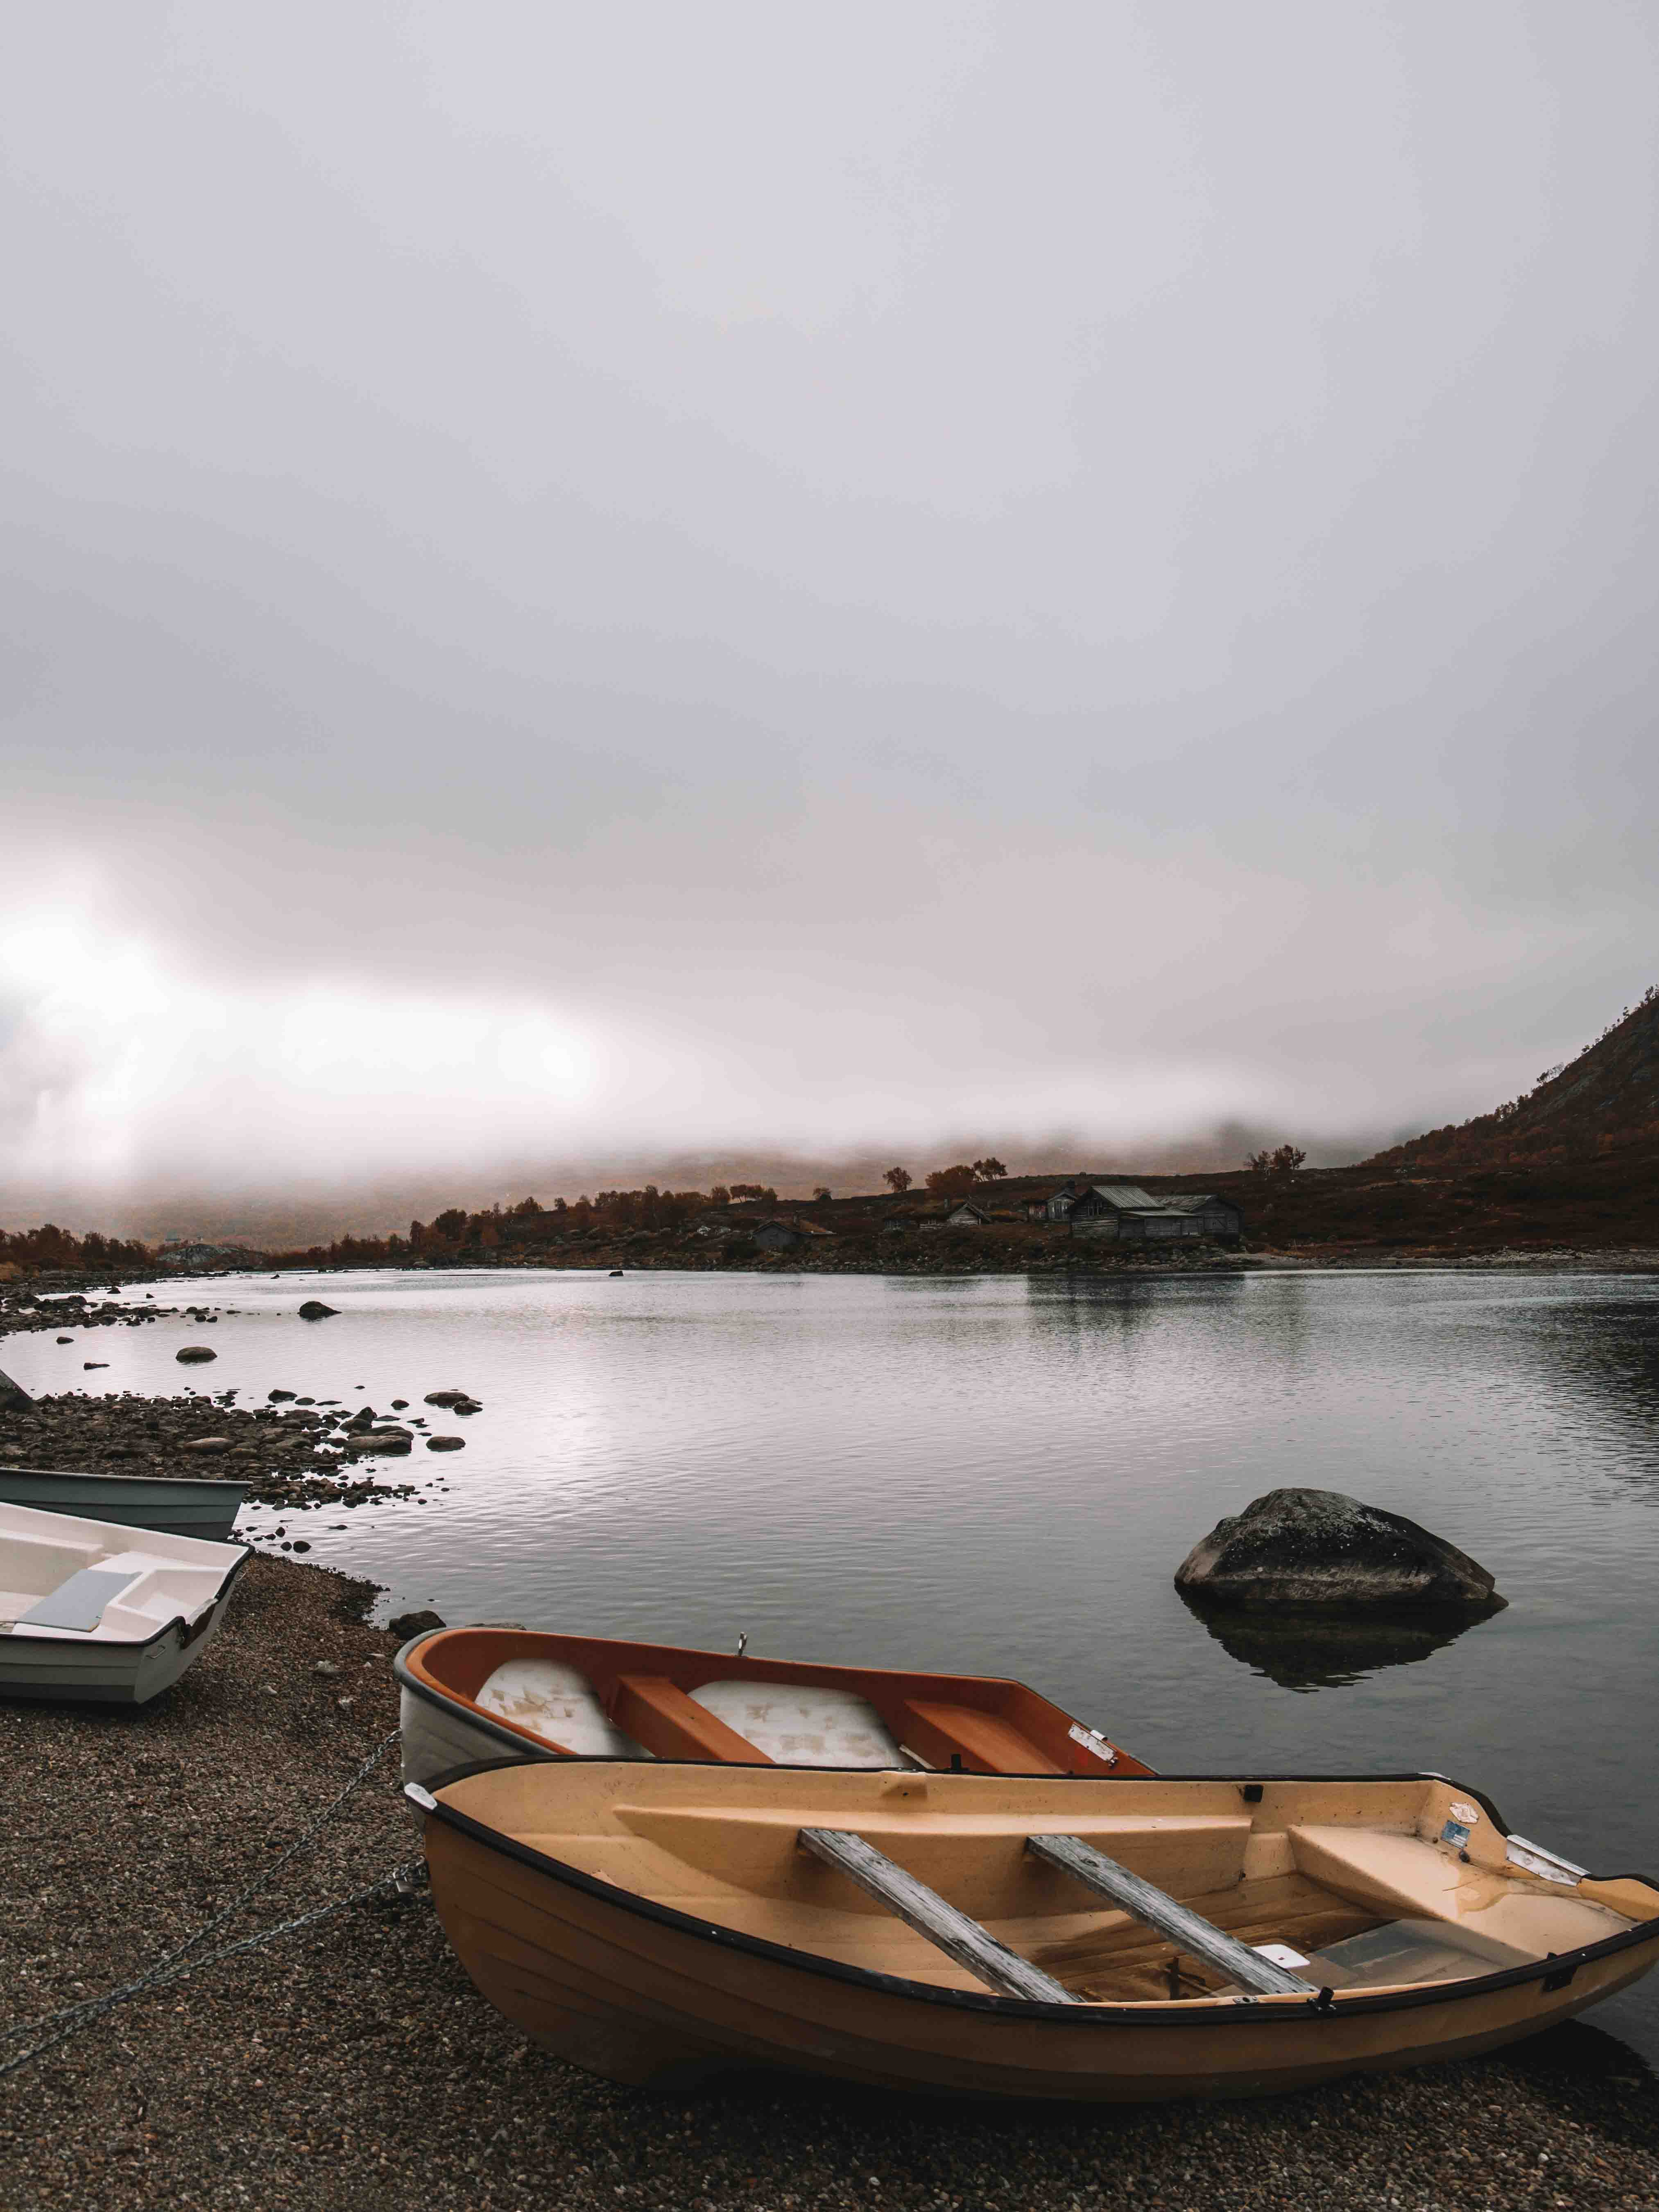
[9,1263,1659,2058]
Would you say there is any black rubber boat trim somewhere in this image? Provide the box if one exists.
[415,1757,1659,2029]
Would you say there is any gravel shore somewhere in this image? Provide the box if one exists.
[0,1385,442,1519]
[2,1558,1657,2212]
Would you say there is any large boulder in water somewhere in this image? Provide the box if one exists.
[1175,1488,1505,1614]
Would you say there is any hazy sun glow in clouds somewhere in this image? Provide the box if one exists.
[4,3,1659,1224]
[0,905,602,1186]
[0,897,1288,1196]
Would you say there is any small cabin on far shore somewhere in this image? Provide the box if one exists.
[1067,1185,1242,1243]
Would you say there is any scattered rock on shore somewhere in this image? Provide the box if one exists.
[389,1606,445,1639]
[1175,1487,1505,1613]
[345,1425,414,1454]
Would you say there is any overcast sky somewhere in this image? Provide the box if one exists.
[4,2,1657,1221]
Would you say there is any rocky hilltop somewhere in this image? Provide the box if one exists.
[1375,986,1659,1170]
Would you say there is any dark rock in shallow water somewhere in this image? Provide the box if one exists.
[1174,1487,1505,1614]
[426,1434,464,1451]
[176,1345,217,1363]
[298,1300,339,1320]
[388,1607,445,1640]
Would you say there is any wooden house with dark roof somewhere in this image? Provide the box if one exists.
[1068,1185,1241,1243]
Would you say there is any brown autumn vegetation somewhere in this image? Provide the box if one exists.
[0,1223,153,1275]
[1373,985,1659,1170]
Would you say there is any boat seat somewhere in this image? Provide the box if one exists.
[612,1675,774,1764]
[17,1567,142,1635]
[475,1659,644,1757]
[899,1700,1063,1776]
[690,1682,903,1769]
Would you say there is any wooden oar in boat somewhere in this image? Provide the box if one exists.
[406,1758,1659,2101]
[396,1624,1154,1786]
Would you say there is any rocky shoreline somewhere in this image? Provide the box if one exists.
[0,1555,1654,2211]
[0,1387,434,1524]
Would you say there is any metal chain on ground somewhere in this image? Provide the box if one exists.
[0,1725,403,2055]
[0,1853,426,2083]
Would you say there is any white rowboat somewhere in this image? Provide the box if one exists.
[0,1499,249,1705]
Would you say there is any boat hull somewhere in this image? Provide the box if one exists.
[416,1763,1659,2102]
[400,1677,552,1787]
[424,1816,1655,2099]
[0,1576,241,1704]
[0,1467,247,1545]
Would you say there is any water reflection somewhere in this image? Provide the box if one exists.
[1177,1589,1498,1691]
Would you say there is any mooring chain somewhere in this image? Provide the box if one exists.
[0,1725,414,2082]
[0,1855,427,2083]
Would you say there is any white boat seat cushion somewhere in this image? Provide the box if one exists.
[475,1659,645,1757]
[689,1681,903,1768]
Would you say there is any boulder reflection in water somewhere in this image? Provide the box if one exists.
[1175,1588,1493,1690]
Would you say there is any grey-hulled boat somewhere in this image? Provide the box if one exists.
[0,1466,247,1544]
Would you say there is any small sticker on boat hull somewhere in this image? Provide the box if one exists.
[1067,1723,1118,1764]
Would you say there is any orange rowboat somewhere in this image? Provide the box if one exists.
[395,1625,1154,1788]
[407,1758,1659,2100]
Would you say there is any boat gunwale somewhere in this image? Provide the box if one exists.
[0,1464,251,1503]
[416,1756,1659,2030]
[0,1542,251,1654]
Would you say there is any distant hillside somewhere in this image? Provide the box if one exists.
[1372,986,1659,1170]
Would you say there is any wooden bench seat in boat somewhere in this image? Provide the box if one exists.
[611,1676,774,1764]
[899,1699,1064,1775]
[1287,1825,1634,1958]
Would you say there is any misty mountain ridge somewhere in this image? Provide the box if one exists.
[1,1122,1383,1250]
[1372,986,1659,1171]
